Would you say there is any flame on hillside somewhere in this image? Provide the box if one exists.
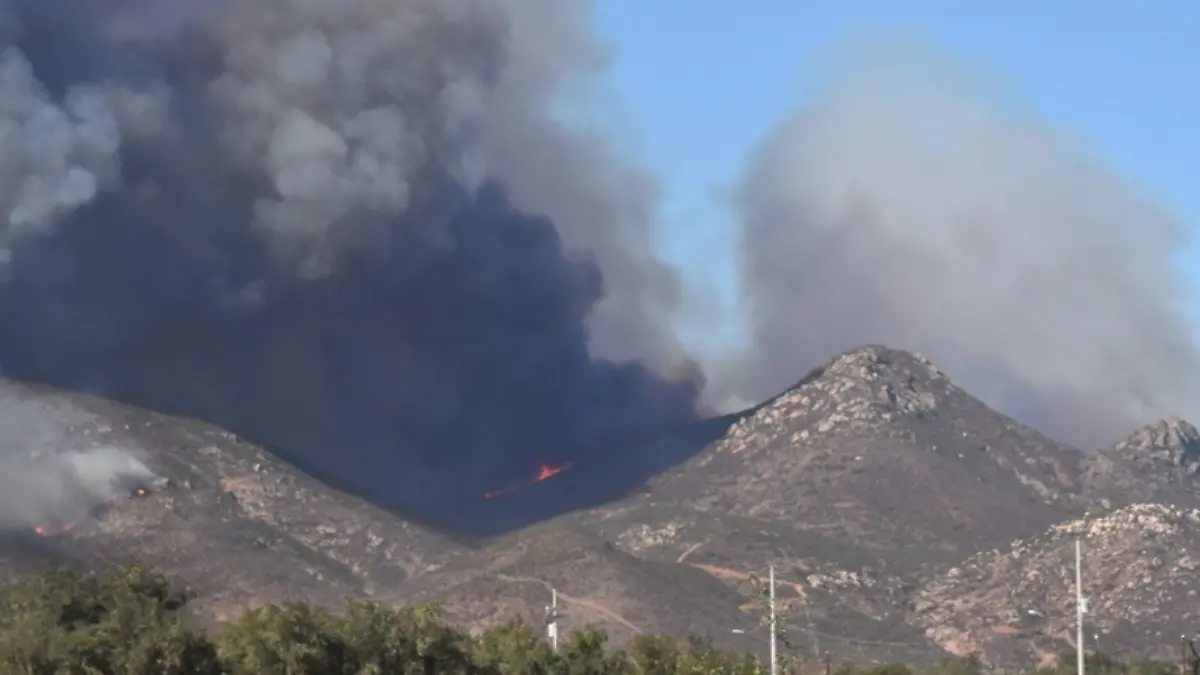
[32,484,151,535]
[34,522,76,536]
[483,462,576,499]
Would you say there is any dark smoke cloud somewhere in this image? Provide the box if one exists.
[0,0,702,525]
[722,37,1200,448]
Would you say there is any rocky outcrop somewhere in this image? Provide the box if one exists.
[1112,416,1200,472]
[1083,417,1200,510]
[913,504,1200,666]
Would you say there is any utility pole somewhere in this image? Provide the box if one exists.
[807,603,819,659]
[1182,636,1190,675]
[769,565,777,675]
[1075,538,1085,675]
[545,588,559,652]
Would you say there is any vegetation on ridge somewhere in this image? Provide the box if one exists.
[0,563,1182,675]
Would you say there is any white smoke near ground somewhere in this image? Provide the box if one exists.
[0,446,154,530]
[720,36,1200,448]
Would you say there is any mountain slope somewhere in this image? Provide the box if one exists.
[3,344,1198,667]
[548,345,1100,664]
[578,346,1084,569]
[0,378,466,621]
[913,503,1200,666]
[402,525,758,646]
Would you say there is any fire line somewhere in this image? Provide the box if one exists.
[482,461,576,499]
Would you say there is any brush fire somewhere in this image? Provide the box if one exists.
[32,482,155,536]
[483,462,576,499]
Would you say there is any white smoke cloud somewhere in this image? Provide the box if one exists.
[0,41,169,269]
[0,446,154,530]
[722,36,1200,448]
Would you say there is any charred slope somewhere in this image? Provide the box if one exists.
[429,412,743,537]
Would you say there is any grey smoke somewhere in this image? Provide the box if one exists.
[0,447,154,530]
[0,0,700,526]
[724,36,1199,448]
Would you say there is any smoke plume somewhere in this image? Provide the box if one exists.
[0,448,154,530]
[0,0,701,523]
[726,37,1200,448]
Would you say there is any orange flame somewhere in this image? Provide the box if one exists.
[32,482,152,536]
[33,521,76,537]
[483,461,576,499]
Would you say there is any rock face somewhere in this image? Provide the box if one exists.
[913,504,1200,666]
[1083,417,1200,510]
[2,344,1198,667]
[1113,417,1200,469]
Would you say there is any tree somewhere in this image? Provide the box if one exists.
[474,618,562,675]
[0,560,1186,675]
[216,601,348,675]
[0,564,220,675]
[629,634,682,675]
[337,600,475,675]
[560,627,631,675]
[678,635,761,675]
[927,655,985,675]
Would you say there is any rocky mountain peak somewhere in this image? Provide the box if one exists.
[1112,416,1200,473]
[768,344,952,422]
[817,344,947,385]
[706,346,953,457]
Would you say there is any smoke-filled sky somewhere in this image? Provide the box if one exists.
[0,0,1196,531]
[597,1,1200,447]
[0,0,703,518]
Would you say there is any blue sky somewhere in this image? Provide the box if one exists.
[593,1,1200,351]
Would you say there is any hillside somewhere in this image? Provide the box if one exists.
[913,503,1200,666]
[583,347,1083,566]
[0,379,466,621]
[0,344,1196,666]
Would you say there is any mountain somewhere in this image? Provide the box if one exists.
[578,346,1082,569]
[0,343,1195,667]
